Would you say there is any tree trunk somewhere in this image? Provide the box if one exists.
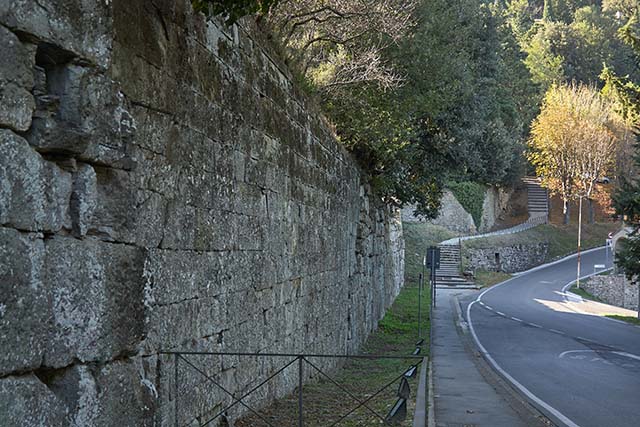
[563,199,571,224]
[588,198,595,224]
[576,197,583,288]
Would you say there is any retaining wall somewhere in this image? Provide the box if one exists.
[0,1,404,425]
[583,275,639,312]
[463,243,549,274]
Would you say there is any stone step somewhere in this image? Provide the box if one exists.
[435,279,475,287]
[436,271,461,276]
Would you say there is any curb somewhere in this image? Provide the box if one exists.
[427,358,435,427]
[453,294,552,427]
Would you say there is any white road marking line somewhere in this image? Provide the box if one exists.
[559,350,593,358]
[558,349,640,362]
[550,329,565,335]
[484,305,493,310]
[479,301,486,307]
[613,351,640,361]
[468,299,582,427]
[465,247,617,427]
[496,311,505,316]
[529,323,542,328]
[511,317,523,322]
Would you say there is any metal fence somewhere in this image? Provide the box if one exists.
[162,350,427,427]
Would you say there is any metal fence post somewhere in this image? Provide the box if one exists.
[298,356,304,427]
[418,273,423,340]
[174,354,179,427]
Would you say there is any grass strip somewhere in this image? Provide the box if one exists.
[569,285,603,302]
[463,222,616,263]
[236,222,438,426]
[474,270,512,288]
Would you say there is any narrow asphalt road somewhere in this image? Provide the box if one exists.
[460,247,640,427]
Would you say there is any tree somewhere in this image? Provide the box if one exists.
[192,0,278,24]
[529,83,626,286]
[267,0,419,92]
[607,0,640,306]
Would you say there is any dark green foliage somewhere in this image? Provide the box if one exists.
[321,0,539,217]
[512,0,639,91]
[192,0,278,24]
[609,3,640,281]
[613,145,640,279]
[448,182,487,227]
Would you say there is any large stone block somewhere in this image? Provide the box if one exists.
[44,237,145,367]
[70,163,97,237]
[0,130,72,232]
[0,26,36,131]
[0,0,113,68]
[26,61,138,169]
[0,374,68,427]
[91,359,158,427]
[0,228,48,375]
[0,83,36,132]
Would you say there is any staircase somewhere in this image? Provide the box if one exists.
[524,177,549,217]
[430,177,550,288]
[434,243,474,287]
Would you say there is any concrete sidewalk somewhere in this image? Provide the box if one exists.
[431,289,549,427]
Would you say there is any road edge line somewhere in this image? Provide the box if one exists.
[512,246,606,277]
[466,299,581,427]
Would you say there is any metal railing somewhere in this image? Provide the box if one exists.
[162,350,427,427]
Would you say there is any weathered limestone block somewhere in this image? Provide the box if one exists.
[0,228,48,375]
[0,0,113,68]
[159,201,197,250]
[0,26,36,131]
[0,83,36,132]
[89,167,165,246]
[44,365,99,427]
[0,130,72,231]
[91,359,158,427]
[0,374,68,427]
[26,61,138,169]
[70,163,97,237]
[44,237,145,367]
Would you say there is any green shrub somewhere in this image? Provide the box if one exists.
[447,181,487,227]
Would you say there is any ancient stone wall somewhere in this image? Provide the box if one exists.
[0,1,404,425]
[463,243,549,274]
[401,190,477,234]
[583,275,639,312]
[402,185,514,235]
[478,186,512,233]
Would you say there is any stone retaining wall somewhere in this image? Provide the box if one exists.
[0,1,404,425]
[402,185,513,234]
[463,243,549,274]
[583,275,639,311]
[401,189,477,234]
[478,186,512,233]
